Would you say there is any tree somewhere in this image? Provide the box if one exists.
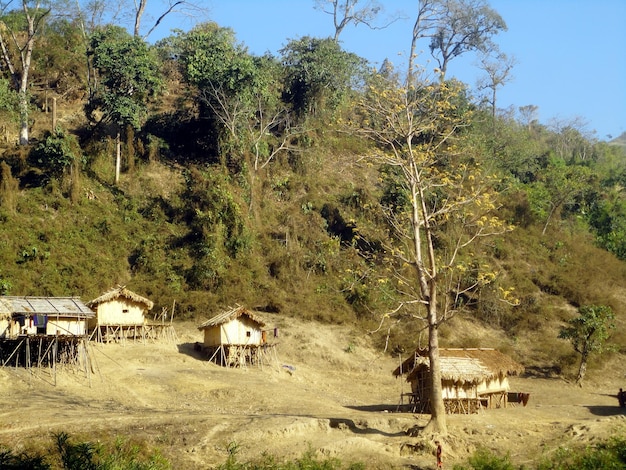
[428,0,506,79]
[0,0,51,145]
[280,36,367,117]
[558,305,615,386]
[315,0,391,42]
[476,50,515,122]
[129,0,205,39]
[407,0,506,83]
[517,105,538,133]
[528,162,596,235]
[86,25,162,183]
[353,72,509,434]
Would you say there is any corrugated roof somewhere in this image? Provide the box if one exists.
[0,296,95,318]
[87,285,154,310]
[393,348,524,384]
[198,305,266,330]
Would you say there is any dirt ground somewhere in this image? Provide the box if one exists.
[1,316,625,469]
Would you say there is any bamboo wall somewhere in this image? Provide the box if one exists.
[203,317,263,347]
[91,299,146,326]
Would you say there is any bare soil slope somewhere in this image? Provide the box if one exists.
[1,317,625,469]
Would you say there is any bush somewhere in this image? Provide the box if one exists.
[453,448,519,470]
[28,128,83,182]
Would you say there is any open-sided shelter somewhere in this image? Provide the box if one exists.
[197,305,275,367]
[0,296,94,338]
[393,348,525,414]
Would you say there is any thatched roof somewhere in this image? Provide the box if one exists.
[87,285,154,310]
[0,296,95,318]
[198,305,266,330]
[393,348,524,385]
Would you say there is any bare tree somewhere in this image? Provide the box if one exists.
[0,0,50,145]
[315,0,397,42]
[132,0,205,39]
[408,0,442,84]
[476,49,516,121]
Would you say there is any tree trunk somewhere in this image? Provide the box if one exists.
[576,353,588,386]
[18,92,29,145]
[115,131,121,184]
[426,301,447,434]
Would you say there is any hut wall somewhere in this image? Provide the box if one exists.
[477,376,509,395]
[46,318,87,336]
[9,316,87,336]
[93,299,146,326]
[203,317,263,347]
[0,318,9,338]
[442,382,478,399]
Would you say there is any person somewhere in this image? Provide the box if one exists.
[619,388,625,408]
[435,440,443,469]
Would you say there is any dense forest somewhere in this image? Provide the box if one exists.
[1,0,626,386]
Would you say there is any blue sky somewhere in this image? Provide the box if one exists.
[151,0,626,141]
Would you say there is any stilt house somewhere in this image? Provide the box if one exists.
[0,296,94,338]
[197,305,275,367]
[393,348,525,414]
[87,286,155,342]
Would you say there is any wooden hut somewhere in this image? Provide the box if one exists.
[197,305,275,367]
[0,296,94,338]
[393,348,525,414]
[87,286,159,342]
[0,296,94,368]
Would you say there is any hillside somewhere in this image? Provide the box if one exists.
[0,318,624,469]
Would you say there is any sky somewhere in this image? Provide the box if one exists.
[149,0,626,141]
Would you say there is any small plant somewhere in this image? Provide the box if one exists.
[453,447,519,470]
[0,446,50,470]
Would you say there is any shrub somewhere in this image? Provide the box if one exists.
[453,448,519,470]
[28,128,84,183]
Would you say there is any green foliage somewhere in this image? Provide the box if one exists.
[0,446,50,470]
[87,26,162,129]
[0,78,19,118]
[456,439,626,469]
[174,23,255,96]
[181,167,250,289]
[453,447,519,470]
[32,17,86,100]
[537,437,626,469]
[28,128,83,181]
[280,36,367,117]
[558,305,615,357]
[0,433,169,470]
[216,442,364,469]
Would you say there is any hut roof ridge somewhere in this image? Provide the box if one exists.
[87,285,154,310]
[392,347,524,383]
[198,304,266,329]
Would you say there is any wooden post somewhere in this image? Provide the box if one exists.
[52,97,57,131]
[115,132,121,184]
[53,336,57,386]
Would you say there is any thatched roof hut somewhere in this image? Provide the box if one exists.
[0,296,94,337]
[198,305,266,347]
[393,348,524,382]
[394,348,525,413]
[197,305,274,368]
[87,285,153,327]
